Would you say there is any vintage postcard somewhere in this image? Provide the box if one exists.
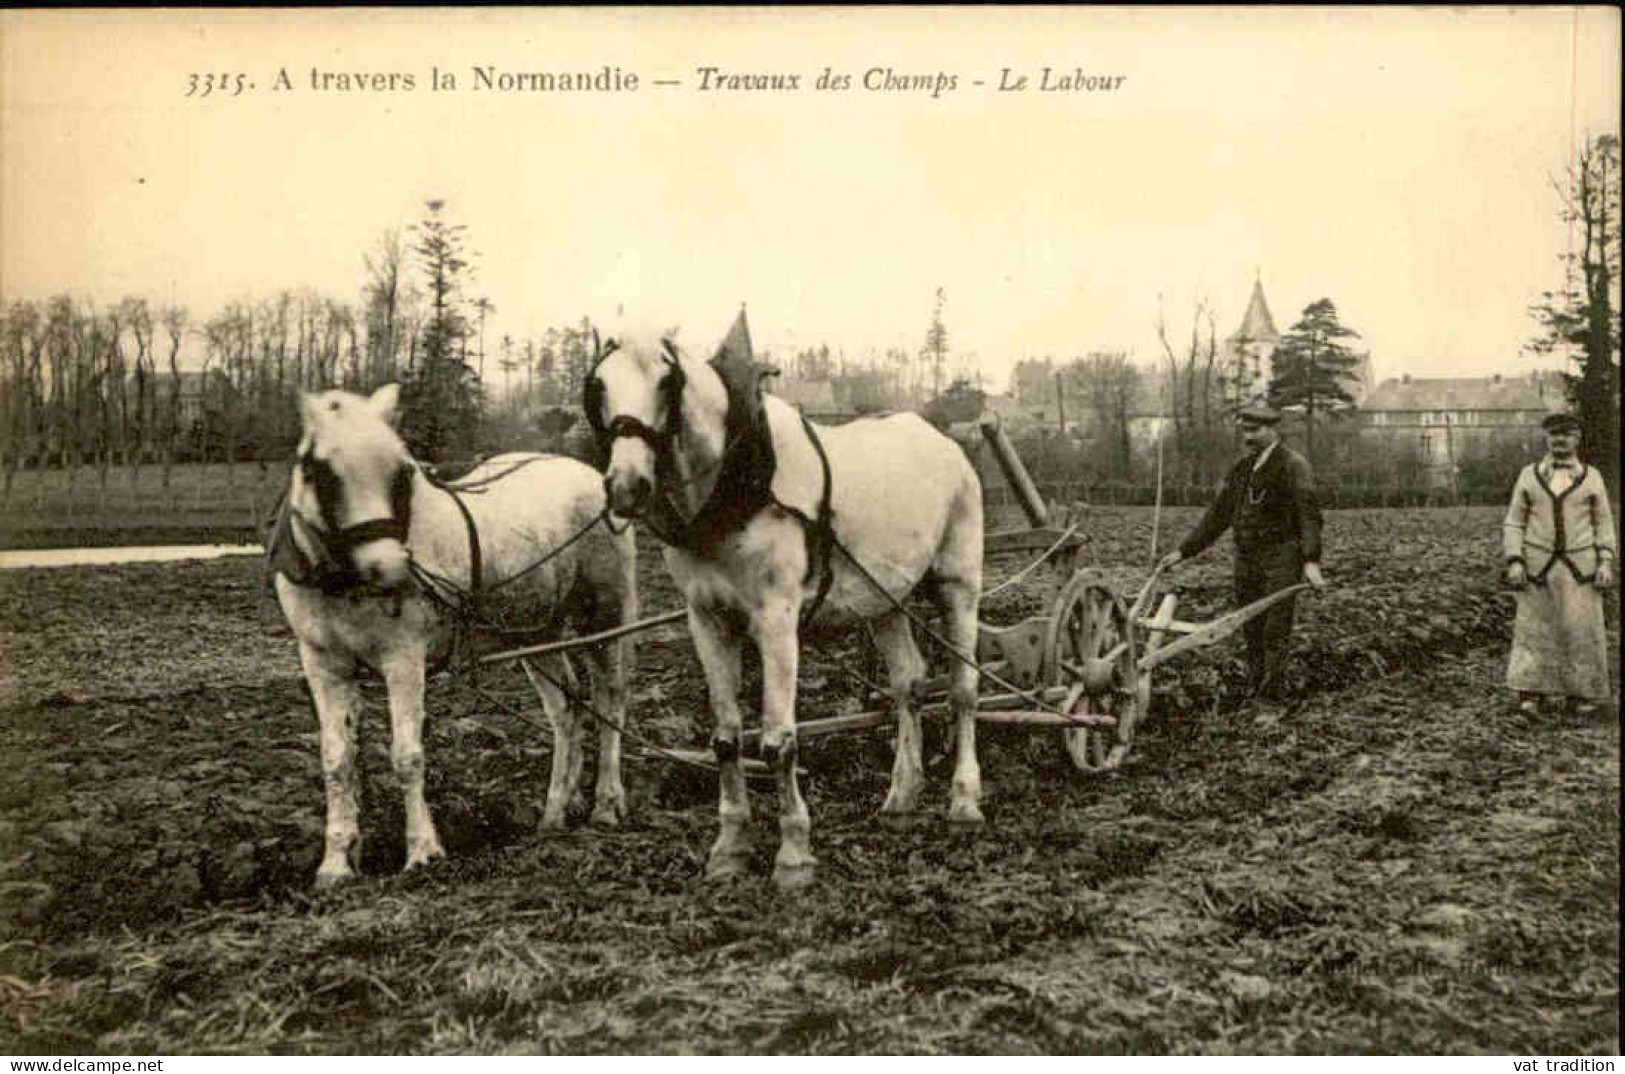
[1,6,1619,1059]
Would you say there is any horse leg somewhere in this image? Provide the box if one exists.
[757,599,816,890]
[872,611,928,827]
[934,576,984,827]
[586,636,630,826]
[380,649,445,869]
[300,644,364,888]
[689,603,752,879]
[532,656,579,829]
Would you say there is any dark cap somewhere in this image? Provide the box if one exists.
[1235,399,1282,427]
[1541,412,1581,433]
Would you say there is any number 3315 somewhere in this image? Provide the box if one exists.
[187,73,249,97]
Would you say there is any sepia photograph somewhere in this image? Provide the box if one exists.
[0,5,1619,1057]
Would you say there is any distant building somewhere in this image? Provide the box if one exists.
[132,371,212,425]
[1223,277,1374,405]
[1223,277,1281,404]
[1359,370,1560,487]
[981,391,1057,435]
[1125,374,1174,451]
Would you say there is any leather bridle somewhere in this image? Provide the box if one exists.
[284,449,416,590]
[583,334,687,464]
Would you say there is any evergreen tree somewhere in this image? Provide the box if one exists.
[921,287,949,401]
[1528,133,1619,498]
[1268,298,1364,468]
[399,200,482,461]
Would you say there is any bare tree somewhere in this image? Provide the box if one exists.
[1066,351,1142,479]
[1156,295,1227,486]
[2,302,46,501]
[160,306,187,487]
[1529,132,1620,498]
[363,229,407,385]
[117,296,154,488]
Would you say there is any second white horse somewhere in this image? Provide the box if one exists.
[585,312,984,889]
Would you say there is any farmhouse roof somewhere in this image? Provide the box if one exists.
[1362,371,1559,412]
[980,393,1048,434]
[1228,278,1280,346]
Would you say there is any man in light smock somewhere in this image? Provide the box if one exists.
[1503,411,1617,716]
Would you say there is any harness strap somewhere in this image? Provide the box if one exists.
[336,517,407,548]
[438,454,554,494]
[770,413,836,627]
[445,484,482,603]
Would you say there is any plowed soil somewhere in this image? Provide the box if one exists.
[0,507,1616,1054]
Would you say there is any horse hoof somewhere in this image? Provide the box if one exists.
[878,809,923,831]
[404,844,445,871]
[772,863,816,891]
[313,867,355,891]
[590,804,624,828]
[946,802,985,829]
[705,854,752,882]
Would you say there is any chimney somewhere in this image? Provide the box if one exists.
[1402,373,1411,384]
[1492,373,1502,384]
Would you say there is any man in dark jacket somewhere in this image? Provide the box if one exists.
[1158,400,1327,700]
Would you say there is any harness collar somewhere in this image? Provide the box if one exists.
[583,332,836,620]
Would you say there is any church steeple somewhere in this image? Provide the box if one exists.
[1225,275,1281,405]
[1234,276,1280,346]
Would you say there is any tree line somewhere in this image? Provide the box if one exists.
[0,201,608,495]
[2,132,1614,503]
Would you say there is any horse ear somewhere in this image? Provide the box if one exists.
[368,383,401,426]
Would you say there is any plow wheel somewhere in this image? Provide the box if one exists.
[1043,574,1142,773]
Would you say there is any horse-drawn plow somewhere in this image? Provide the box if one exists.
[467,416,1305,779]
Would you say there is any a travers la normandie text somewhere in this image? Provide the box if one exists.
[184,64,1127,100]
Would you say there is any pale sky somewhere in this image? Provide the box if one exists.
[1,7,1619,393]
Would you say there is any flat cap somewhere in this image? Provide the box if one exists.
[1235,399,1282,426]
[1541,411,1581,433]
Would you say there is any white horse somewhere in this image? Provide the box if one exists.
[586,312,984,889]
[269,384,637,888]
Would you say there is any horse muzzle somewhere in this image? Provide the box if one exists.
[605,472,652,518]
[349,538,413,592]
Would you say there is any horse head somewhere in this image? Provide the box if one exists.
[585,327,697,518]
[291,383,417,591]
[584,312,769,520]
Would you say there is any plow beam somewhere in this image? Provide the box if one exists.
[1136,583,1311,674]
[741,683,1113,749]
